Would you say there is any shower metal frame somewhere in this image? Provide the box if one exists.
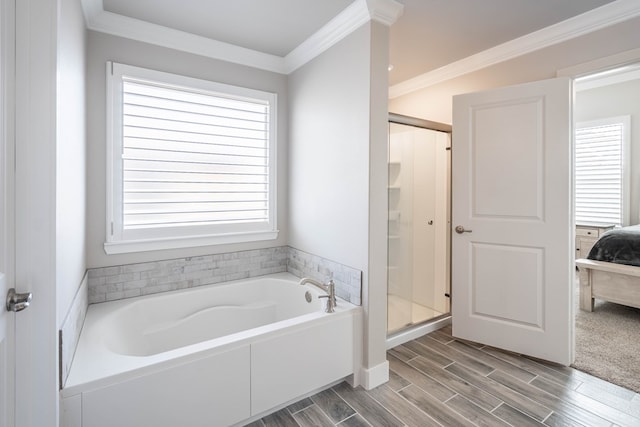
[386,112,453,346]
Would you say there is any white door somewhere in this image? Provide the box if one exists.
[452,77,574,365]
[1,0,16,424]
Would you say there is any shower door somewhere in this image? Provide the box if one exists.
[387,119,450,334]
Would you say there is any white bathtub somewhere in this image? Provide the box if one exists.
[61,272,362,427]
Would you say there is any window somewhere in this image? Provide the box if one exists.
[575,116,630,227]
[105,62,277,254]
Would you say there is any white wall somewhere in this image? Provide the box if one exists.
[56,0,87,327]
[86,31,288,268]
[288,22,390,387]
[575,79,640,225]
[288,26,370,273]
[389,16,640,124]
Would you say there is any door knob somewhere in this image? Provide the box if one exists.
[455,225,472,234]
[6,288,32,312]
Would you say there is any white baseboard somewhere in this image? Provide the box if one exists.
[359,360,389,390]
[385,315,452,350]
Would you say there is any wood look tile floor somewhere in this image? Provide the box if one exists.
[248,326,640,427]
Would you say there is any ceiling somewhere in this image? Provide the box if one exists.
[99,0,618,86]
[388,0,615,85]
[103,0,354,57]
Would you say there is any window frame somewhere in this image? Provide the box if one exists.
[105,62,278,254]
[574,115,630,227]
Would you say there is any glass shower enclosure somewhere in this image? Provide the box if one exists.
[387,115,451,334]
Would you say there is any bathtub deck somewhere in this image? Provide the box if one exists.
[250,326,640,427]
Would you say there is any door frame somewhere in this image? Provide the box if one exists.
[14,0,58,426]
[558,48,640,359]
[386,113,454,349]
[557,48,640,81]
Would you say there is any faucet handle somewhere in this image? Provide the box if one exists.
[318,294,335,313]
[325,280,337,309]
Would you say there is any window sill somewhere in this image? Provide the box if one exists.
[104,230,279,255]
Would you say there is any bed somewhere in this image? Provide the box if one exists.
[576,225,640,312]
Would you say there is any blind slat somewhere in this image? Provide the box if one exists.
[123,192,267,203]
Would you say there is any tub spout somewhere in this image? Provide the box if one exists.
[299,278,336,313]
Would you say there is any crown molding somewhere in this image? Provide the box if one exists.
[284,0,370,73]
[389,0,640,99]
[80,0,286,73]
[80,0,101,24]
[285,0,403,73]
[81,0,402,75]
[367,0,404,26]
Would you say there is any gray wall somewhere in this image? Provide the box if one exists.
[86,31,289,268]
[288,21,391,382]
[389,16,640,125]
[288,25,370,271]
[57,0,87,327]
[575,79,640,225]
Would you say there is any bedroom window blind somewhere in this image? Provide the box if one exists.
[106,62,278,254]
[575,116,630,226]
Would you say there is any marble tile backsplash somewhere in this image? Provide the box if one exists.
[287,247,362,306]
[86,246,362,306]
[87,246,289,304]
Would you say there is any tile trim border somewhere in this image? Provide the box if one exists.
[59,272,89,388]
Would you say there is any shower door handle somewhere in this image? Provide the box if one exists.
[455,225,472,234]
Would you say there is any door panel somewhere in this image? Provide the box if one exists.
[472,100,543,219]
[452,77,573,365]
[472,244,543,327]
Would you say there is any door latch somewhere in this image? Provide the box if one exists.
[6,288,32,312]
[455,225,472,234]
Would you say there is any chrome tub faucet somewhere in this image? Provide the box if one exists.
[299,277,336,313]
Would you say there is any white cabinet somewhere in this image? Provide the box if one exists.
[575,223,615,259]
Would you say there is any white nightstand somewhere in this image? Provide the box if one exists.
[575,223,616,259]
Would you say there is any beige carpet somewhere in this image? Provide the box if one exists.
[573,297,640,393]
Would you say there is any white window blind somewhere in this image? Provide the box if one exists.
[575,117,629,226]
[106,63,277,253]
